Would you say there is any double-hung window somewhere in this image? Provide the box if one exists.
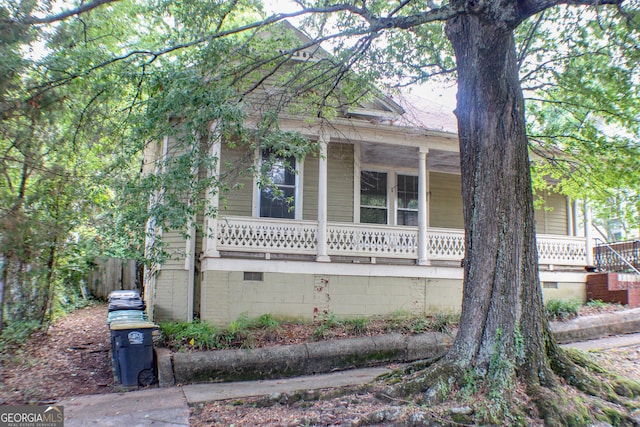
[259,150,297,219]
[360,171,388,224]
[360,171,419,226]
[396,174,418,226]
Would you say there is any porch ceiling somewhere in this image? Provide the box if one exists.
[360,143,461,174]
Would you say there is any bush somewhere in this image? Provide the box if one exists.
[546,299,581,321]
[0,320,41,353]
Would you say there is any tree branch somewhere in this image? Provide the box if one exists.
[19,0,122,25]
[518,0,625,23]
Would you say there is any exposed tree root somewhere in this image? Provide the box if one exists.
[361,347,640,426]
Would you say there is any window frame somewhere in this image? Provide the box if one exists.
[359,170,390,225]
[395,174,419,226]
[254,148,303,220]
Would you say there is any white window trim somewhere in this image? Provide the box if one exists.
[359,168,422,226]
[359,169,391,225]
[252,148,304,220]
[396,173,419,226]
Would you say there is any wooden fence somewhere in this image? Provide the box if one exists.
[87,258,141,299]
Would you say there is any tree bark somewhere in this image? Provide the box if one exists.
[0,254,6,335]
[444,12,556,386]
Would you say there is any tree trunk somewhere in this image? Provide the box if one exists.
[444,13,556,387]
[0,254,6,335]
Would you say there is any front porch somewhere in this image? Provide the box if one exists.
[209,216,588,269]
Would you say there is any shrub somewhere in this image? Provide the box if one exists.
[0,320,42,353]
[585,299,609,309]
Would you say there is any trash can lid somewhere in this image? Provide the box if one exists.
[108,290,141,300]
[109,320,158,330]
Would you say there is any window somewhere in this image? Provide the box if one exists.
[259,150,296,219]
[360,171,388,224]
[397,175,418,226]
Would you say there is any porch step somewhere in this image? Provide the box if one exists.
[586,272,640,308]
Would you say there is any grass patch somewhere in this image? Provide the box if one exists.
[342,317,370,334]
[546,299,582,321]
[160,313,284,351]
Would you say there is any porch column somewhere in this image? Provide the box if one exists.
[316,134,331,262]
[584,200,594,266]
[202,124,221,259]
[566,198,574,237]
[417,148,430,265]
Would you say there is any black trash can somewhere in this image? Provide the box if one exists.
[110,321,158,386]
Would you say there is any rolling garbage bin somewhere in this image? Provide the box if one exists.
[108,298,146,312]
[108,290,141,301]
[108,294,146,312]
[110,321,158,386]
[107,310,148,325]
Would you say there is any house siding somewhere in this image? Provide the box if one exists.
[303,155,318,220]
[429,172,464,229]
[328,143,355,222]
[535,192,568,235]
[220,143,254,217]
[154,269,190,321]
[160,231,188,268]
[303,143,354,221]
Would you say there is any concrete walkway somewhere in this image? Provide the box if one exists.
[59,311,640,427]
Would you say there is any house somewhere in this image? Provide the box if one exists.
[142,25,590,325]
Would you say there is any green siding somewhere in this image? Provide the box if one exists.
[535,192,568,235]
[430,172,464,229]
[303,155,319,220]
[219,144,254,217]
[161,230,187,268]
[303,143,354,222]
[328,143,354,222]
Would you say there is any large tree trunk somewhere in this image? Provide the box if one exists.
[443,12,556,387]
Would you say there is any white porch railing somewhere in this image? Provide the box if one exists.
[216,216,587,266]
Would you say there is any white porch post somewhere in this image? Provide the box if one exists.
[316,134,331,262]
[566,198,575,237]
[417,148,430,265]
[584,200,594,266]
[572,200,579,237]
[202,124,221,259]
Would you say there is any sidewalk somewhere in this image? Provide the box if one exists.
[59,332,640,427]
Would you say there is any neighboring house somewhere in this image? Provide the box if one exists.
[143,26,590,325]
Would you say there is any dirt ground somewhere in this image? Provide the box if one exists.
[0,303,114,405]
[1,303,639,426]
